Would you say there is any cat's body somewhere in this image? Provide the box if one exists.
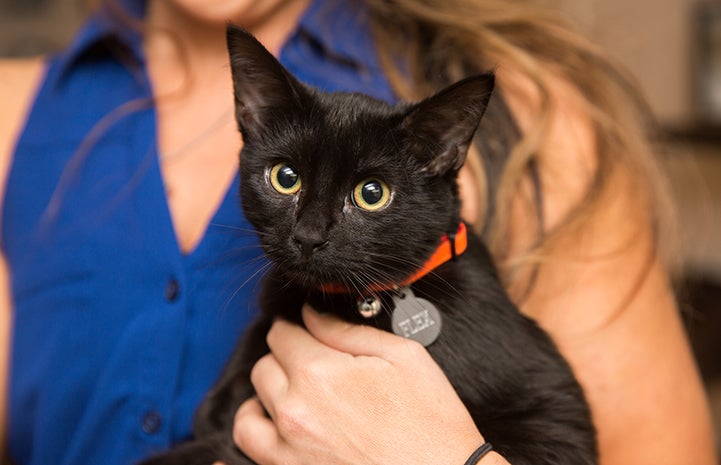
[139,25,597,465]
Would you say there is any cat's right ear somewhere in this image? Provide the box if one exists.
[401,73,495,176]
[226,24,304,140]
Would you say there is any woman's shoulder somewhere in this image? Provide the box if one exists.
[0,55,42,449]
[497,66,599,212]
[496,66,718,463]
[0,57,45,137]
[497,64,654,328]
[0,56,45,205]
[494,64,673,334]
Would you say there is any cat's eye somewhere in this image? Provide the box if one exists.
[269,163,301,195]
[353,178,391,211]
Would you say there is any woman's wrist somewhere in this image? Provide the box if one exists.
[463,443,493,465]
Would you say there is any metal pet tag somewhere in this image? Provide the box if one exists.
[391,287,442,347]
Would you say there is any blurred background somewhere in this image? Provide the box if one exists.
[1,0,720,451]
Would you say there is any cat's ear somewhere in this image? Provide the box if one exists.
[226,24,305,140]
[401,73,495,176]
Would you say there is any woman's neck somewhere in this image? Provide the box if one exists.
[143,0,310,88]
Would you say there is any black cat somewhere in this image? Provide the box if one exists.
[139,25,597,465]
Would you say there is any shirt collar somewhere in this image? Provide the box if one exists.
[295,0,380,72]
[54,0,146,86]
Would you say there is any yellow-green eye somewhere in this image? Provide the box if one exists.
[353,178,390,211]
[269,163,301,194]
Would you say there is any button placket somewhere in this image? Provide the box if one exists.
[164,278,180,302]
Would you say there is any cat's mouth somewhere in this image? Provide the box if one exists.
[269,222,468,295]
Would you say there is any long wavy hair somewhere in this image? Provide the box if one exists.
[362,0,677,301]
[95,0,677,304]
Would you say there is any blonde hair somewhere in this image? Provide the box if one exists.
[93,0,677,301]
[364,0,678,298]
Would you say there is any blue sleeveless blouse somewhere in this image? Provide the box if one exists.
[2,1,394,464]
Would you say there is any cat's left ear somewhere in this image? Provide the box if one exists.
[402,73,495,176]
[226,24,305,140]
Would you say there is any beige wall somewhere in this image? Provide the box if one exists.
[564,0,698,125]
[563,0,721,278]
[0,2,86,58]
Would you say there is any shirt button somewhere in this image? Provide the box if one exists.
[164,279,180,302]
[141,411,163,435]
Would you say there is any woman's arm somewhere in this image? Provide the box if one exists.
[0,257,11,459]
[500,70,718,464]
[0,56,45,456]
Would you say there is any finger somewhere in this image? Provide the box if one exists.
[250,353,288,421]
[266,317,336,373]
[233,397,284,465]
[302,304,423,361]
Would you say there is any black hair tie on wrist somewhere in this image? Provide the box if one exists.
[464,442,493,465]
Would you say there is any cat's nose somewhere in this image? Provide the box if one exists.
[293,233,328,258]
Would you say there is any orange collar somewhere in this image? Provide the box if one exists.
[320,223,468,294]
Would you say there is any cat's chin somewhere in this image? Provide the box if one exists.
[274,263,338,290]
[274,262,380,295]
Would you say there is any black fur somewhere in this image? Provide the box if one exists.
[139,25,597,465]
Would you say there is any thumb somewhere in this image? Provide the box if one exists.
[301,304,422,361]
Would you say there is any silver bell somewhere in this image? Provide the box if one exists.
[357,295,382,318]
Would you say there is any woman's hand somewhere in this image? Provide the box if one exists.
[233,305,506,465]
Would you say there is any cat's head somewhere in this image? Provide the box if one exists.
[227,25,494,292]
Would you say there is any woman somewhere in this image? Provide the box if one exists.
[0,0,716,464]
